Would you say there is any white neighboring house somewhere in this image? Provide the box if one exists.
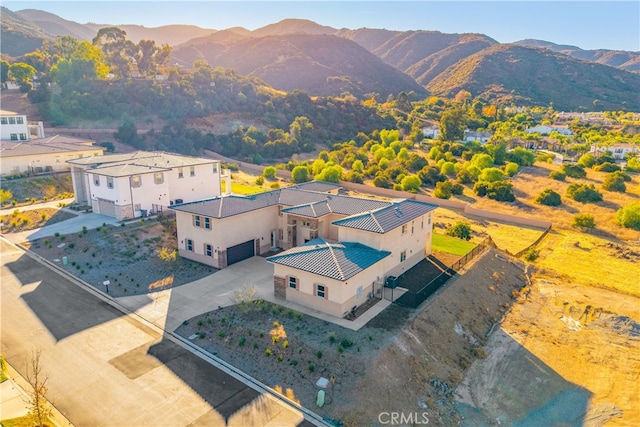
[422,126,440,139]
[464,130,492,143]
[67,151,223,219]
[525,125,573,136]
[170,184,437,318]
[590,143,640,160]
[1,110,45,141]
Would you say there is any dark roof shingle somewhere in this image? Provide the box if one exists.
[332,199,438,233]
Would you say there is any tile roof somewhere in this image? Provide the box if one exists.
[66,151,218,168]
[291,181,342,193]
[332,199,438,233]
[170,186,392,219]
[266,238,390,281]
[0,135,102,157]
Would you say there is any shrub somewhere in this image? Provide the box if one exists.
[602,173,626,192]
[262,166,277,179]
[522,247,539,261]
[504,162,519,177]
[400,175,421,192]
[475,180,515,201]
[450,182,464,195]
[505,147,535,166]
[373,174,391,188]
[270,182,280,189]
[477,167,505,183]
[238,337,246,347]
[291,166,309,183]
[566,183,603,203]
[308,364,315,372]
[616,202,640,230]
[440,161,456,176]
[265,348,272,356]
[534,189,562,206]
[456,168,476,184]
[255,176,264,186]
[157,247,177,262]
[626,157,640,172]
[573,213,596,229]
[434,181,452,199]
[593,162,621,172]
[316,350,323,359]
[561,164,587,179]
[577,153,596,168]
[446,221,472,241]
[549,170,566,181]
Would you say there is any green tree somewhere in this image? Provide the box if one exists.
[549,170,566,181]
[401,175,421,192]
[505,147,535,166]
[577,153,597,168]
[440,161,456,176]
[290,116,315,152]
[446,221,472,240]
[470,153,494,170]
[9,62,36,88]
[573,213,596,229]
[0,59,10,83]
[615,202,640,230]
[262,166,277,179]
[0,189,13,205]
[561,164,587,179]
[315,165,342,183]
[534,189,562,206]
[291,166,310,183]
[504,162,519,177]
[439,106,467,141]
[478,167,505,183]
[114,117,145,149]
[434,181,453,199]
[373,174,391,188]
[602,173,626,192]
[352,159,364,173]
[566,183,603,203]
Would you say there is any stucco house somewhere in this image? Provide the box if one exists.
[590,143,639,160]
[0,110,45,141]
[0,135,104,176]
[525,125,573,136]
[170,184,437,318]
[67,151,223,219]
[464,130,492,143]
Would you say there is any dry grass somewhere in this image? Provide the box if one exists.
[535,228,640,296]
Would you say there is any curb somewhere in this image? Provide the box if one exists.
[1,236,330,427]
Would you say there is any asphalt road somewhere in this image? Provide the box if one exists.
[0,239,318,426]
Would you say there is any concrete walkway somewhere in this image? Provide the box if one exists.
[117,256,393,333]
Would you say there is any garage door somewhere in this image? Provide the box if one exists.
[226,240,255,266]
[97,198,116,217]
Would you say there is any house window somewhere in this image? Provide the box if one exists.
[428,215,431,225]
[186,239,193,252]
[212,163,218,173]
[302,221,311,227]
[0,118,7,124]
[400,250,407,262]
[205,244,213,257]
[316,284,326,298]
[106,176,114,189]
[8,117,16,124]
[289,276,297,289]
[401,224,408,234]
[411,221,414,235]
[19,133,27,140]
[131,175,141,188]
[421,218,424,229]
[204,217,211,229]
[16,117,24,124]
[178,168,184,178]
[10,134,17,141]
[190,166,195,177]
[193,215,201,227]
[93,174,100,186]
[357,286,363,299]
[154,172,164,184]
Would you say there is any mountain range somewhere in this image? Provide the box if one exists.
[2,7,640,111]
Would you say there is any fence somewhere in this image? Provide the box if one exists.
[394,235,496,309]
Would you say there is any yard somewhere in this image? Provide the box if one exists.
[24,217,217,297]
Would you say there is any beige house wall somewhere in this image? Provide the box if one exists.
[274,260,386,318]
[175,206,279,268]
[0,149,103,176]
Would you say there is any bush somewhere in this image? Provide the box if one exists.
[456,168,476,184]
[577,153,596,168]
[504,162,519,177]
[451,182,464,195]
[561,164,587,179]
[475,181,515,201]
[522,247,539,261]
[373,174,391,188]
[534,189,562,206]
[566,183,603,203]
[255,176,264,186]
[602,173,626,192]
[549,170,566,181]
[573,213,596,229]
[477,167,505,183]
[401,175,422,192]
[616,202,640,230]
[505,147,535,166]
[434,181,452,199]
[626,157,640,172]
[446,221,472,241]
[263,166,277,179]
[593,162,621,172]
[291,166,309,183]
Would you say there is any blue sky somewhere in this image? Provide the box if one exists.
[4,1,639,51]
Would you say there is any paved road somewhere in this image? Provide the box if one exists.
[0,239,319,426]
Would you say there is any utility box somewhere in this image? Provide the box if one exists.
[385,276,398,289]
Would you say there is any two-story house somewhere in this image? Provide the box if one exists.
[170,184,437,318]
[67,151,222,219]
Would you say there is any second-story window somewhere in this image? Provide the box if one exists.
[107,176,114,189]
[131,175,141,188]
[178,167,184,178]
[194,215,201,227]
[16,117,24,124]
[190,166,195,177]
[401,224,408,234]
[154,172,164,184]
[93,174,100,186]
[204,217,211,229]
